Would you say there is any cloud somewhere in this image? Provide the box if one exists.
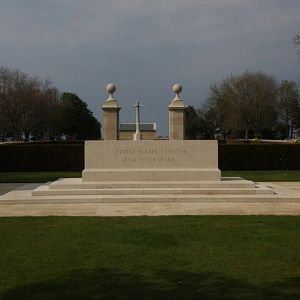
[0,0,299,134]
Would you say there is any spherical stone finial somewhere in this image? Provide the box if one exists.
[106,83,116,95]
[172,83,182,99]
[172,83,182,95]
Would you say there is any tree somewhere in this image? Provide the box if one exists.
[199,106,219,139]
[0,67,41,140]
[293,34,300,54]
[207,80,238,138]
[207,71,278,139]
[0,112,11,141]
[60,92,101,140]
[0,67,65,141]
[277,80,300,139]
[32,81,62,140]
[0,66,101,141]
[185,104,220,139]
[185,106,201,139]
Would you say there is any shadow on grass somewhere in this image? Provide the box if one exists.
[1,269,300,300]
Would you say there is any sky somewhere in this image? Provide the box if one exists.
[0,0,299,135]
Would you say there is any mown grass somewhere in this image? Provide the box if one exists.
[223,170,300,182]
[0,216,299,299]
[1,171,300,183]
[0,172,81,183]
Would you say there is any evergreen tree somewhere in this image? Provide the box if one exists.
[60,92,101,140]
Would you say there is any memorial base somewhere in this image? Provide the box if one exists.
[82,140,221,182]
[5,139,298,209]
[82,169,220,182]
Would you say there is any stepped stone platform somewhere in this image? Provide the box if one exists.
[1,179,300,216]
[31,177,274,200]
[1,140,300,215]
[1,177,300,206]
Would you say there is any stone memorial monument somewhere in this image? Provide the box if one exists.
[82,83,220,182]
[5,84,300,215]
[1,82,279,205]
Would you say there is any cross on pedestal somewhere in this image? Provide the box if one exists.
[133,99,143,141]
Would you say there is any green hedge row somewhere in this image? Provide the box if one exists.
[219,144,300,170]
[0,144,84,172]
[0,143,299,171]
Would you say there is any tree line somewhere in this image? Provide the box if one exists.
[1,67,299,142]
[0,66,100,141]
[186,71,300,140]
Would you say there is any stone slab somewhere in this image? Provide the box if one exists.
[82,140,221,181]
[0,180,299,205]
[1,202,300,217]
[0,183,26,195]
[49,177,255,189]
[0,181,300,216]
[33,187,267,196]
[32,178,272,197]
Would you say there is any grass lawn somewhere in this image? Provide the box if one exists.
[0,216,299,299]
[0,172,81,183]
[1,171,300,183]
[223,170,300,182]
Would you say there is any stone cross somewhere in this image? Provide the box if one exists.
[133,99,143,141]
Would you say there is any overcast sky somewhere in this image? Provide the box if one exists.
[0,0,299,135]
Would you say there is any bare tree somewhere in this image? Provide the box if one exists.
[208,78,241,137]
[0,67,25,139]
[0,113,10,141]
[20,77,43,141]
[293,34,300,46]
[0,67,62,140]
[278,80,300,139]
[293,34,300,57]
[207,71,278,139]
[32,79,62,140]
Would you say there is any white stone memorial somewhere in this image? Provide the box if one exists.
[82,140,220,182]
[26,83,275,202]
[4,82,296,209]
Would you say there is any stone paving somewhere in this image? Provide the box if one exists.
[0,183,25,196]
[0,182,300,217]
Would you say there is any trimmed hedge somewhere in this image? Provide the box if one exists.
[0,144,84,172]
[0,143,299,171]
[219,144,300,170]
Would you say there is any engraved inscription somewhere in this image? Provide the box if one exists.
[115,148,186,164]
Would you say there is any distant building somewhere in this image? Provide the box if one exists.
[119,123,157,140]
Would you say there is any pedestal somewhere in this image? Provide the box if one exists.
[82,140,221,182]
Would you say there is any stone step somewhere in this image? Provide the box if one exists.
[33,186,273,196]
[49,178,255,190]
[33,185,274,196]
[1,193,300,205]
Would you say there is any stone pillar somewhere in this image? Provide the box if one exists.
[102,83,121,140]
[168,84,186,140]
